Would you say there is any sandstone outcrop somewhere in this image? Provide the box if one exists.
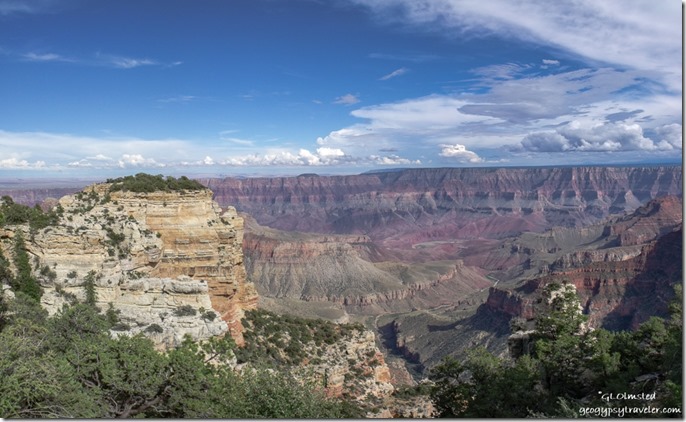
[0,182,257,348]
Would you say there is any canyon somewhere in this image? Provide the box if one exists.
[1,165,682,381]
[202,166,682,373]
[0,178,400,406]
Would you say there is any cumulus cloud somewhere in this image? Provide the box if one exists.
[222,147,352,167]
[519,121,681,153]
[316,147,346,158]
[333,93,360,105]
[369,155,421,165]
[439,143,484,163]
[0,157,46,169]
[379,67,409,80]
[117,154,163,168]
[0,130,191,169]
[70,153,163,168]
[653,123,683,149]
[220,147,419,167]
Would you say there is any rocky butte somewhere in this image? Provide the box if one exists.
[1,178,258,348]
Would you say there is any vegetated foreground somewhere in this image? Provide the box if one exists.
[0,169,682,418]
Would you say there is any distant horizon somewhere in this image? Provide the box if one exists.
[0,0,681,177]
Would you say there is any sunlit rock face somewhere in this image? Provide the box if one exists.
[1,182,257,348]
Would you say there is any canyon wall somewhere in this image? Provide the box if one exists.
[202,166,682,246]
[243,215,491,315]
[482,196,683,331]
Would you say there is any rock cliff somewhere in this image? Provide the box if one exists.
[0,182,257,348]
[482,196,683,331]
[243,214,490,315]
[203,166,681,247]
[371,195,682,372]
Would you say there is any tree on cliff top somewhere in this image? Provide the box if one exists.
[106,173,205,193]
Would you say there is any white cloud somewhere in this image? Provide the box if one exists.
[333,93,360,105]
[379,67,409,80]
[67,159,94,168]
[459,68,645,123]
[219,146,419,168]
[222,148,349,167]
[316,94,504,157]
[519,121,682,153]
[0,130,190,169]
[90,154,113,161]
[352,0,681,92]
[471,62,531,81]
[0,0,56,15]
[157,95,196,104]
[542,59,559,66]
[316,147,345,157]
[369,155,421,165]
[653,124,682,150]
[106,56,157,69]
[22,52,71,62]
[117,154,163,168]
[0,157,46,169]
[315,64,681,165]
[219,133,255,146]
[439,143,484,163]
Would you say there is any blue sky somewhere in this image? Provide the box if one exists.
[0,0,682,177]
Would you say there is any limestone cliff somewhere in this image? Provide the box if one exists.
[0,182,257,348]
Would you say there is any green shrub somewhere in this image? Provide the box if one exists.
[110,322,130,331]
[144,323,164,334]
[174,305,197,317]
[201,310,217,321]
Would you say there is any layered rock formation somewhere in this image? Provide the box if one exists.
[203,166,682,251]
[482,196,683,330]
[244,214,490,316]
[371,195,682,371]
[0,182,257,348]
